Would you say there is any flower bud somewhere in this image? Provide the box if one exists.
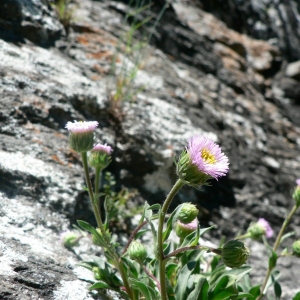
[221,240,250,268]
[292,240,300,258]
[89,143,112,170]
[175,218,198,239]
[176,136,229,187]
[93,267,103,280]
[61,231,80,248]
[178,203,199,224]
[293,179,300,206]
[65,120,98,153]
[128,240,147,262]
[247,218,273,240]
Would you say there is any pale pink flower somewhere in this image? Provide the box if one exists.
[187,136,229,180]
[92,143,113,155]
[65,120,98,133]
[257,218,274,238]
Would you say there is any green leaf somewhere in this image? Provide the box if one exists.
[280,231,295,244]
[163,204,185,242]
[121,256,139,279]
[211,290,234,300]
[77,220,95,234]
[89,281,110,290]
[274,281,282,299]
[263,270,281,295]
[129,278,157,300]
[210,275,229,296]
[200,225,217,236]
[293,291,300,300]
[134,229,150,239]
[225,266,252,287]
[268,250,278,270]
[148,203,161,211]
[144,202,157,243]
[186,277,209,300]
[166,263,178,280]
[77,220,107,247]
[249,285,261,298]
[235,293,254,299]
[175,261,196,300]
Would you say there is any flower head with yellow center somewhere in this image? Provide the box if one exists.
[176,135,229,186]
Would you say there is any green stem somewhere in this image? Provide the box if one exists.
[259,204,299,298]
[81,152,102,229]
[94,166,102,220]
[164,245,222,260]
[81,153,135,299]
[234,233,251,240]
[157,179,185,300]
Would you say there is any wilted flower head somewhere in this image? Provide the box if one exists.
[176,135,229,186]
[89,143,112,169]
[293,178,300,206]
[65,120,98,153]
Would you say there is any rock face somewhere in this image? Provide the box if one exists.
[1,0,300,299]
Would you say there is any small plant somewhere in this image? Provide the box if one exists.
[52,0,74,33]
[108,0,168,121]
[64,120,300,300]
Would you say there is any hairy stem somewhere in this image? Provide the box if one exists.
[94,166,102,221]
[82,153,134,299]
[259,204,299,298]
[157,179,185,300]
[81,152,102,229]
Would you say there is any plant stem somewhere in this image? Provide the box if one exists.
[157,179,185,300]
[258,204,299,298]
[81,153,135,299]
[81,152,102,229]
[164,245,222,260]
[94,166,102,220]
[122,220,148,255]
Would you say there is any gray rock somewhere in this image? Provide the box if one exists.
[285,60,300,80]
[0,0,64,46]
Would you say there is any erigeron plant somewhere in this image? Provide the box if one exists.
[64,120,300,300]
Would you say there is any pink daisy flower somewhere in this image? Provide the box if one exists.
[65,120,98,153]
[177,135,229,186]
[92,143,113,155]
[257,218,274,238]
[65,120,98,133]
[187,136,229,180]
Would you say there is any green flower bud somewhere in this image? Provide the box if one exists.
[128,240,147,262]
[61,231,80,248]
[92,228,111,246]
[178,203,199,224]
[247,218,273,240]
[293,179,300,206]
[175,218,198,239]
[292,240,300,258]
[93,266,103,280]
[89,143,112,170]
[221,240,250,268]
